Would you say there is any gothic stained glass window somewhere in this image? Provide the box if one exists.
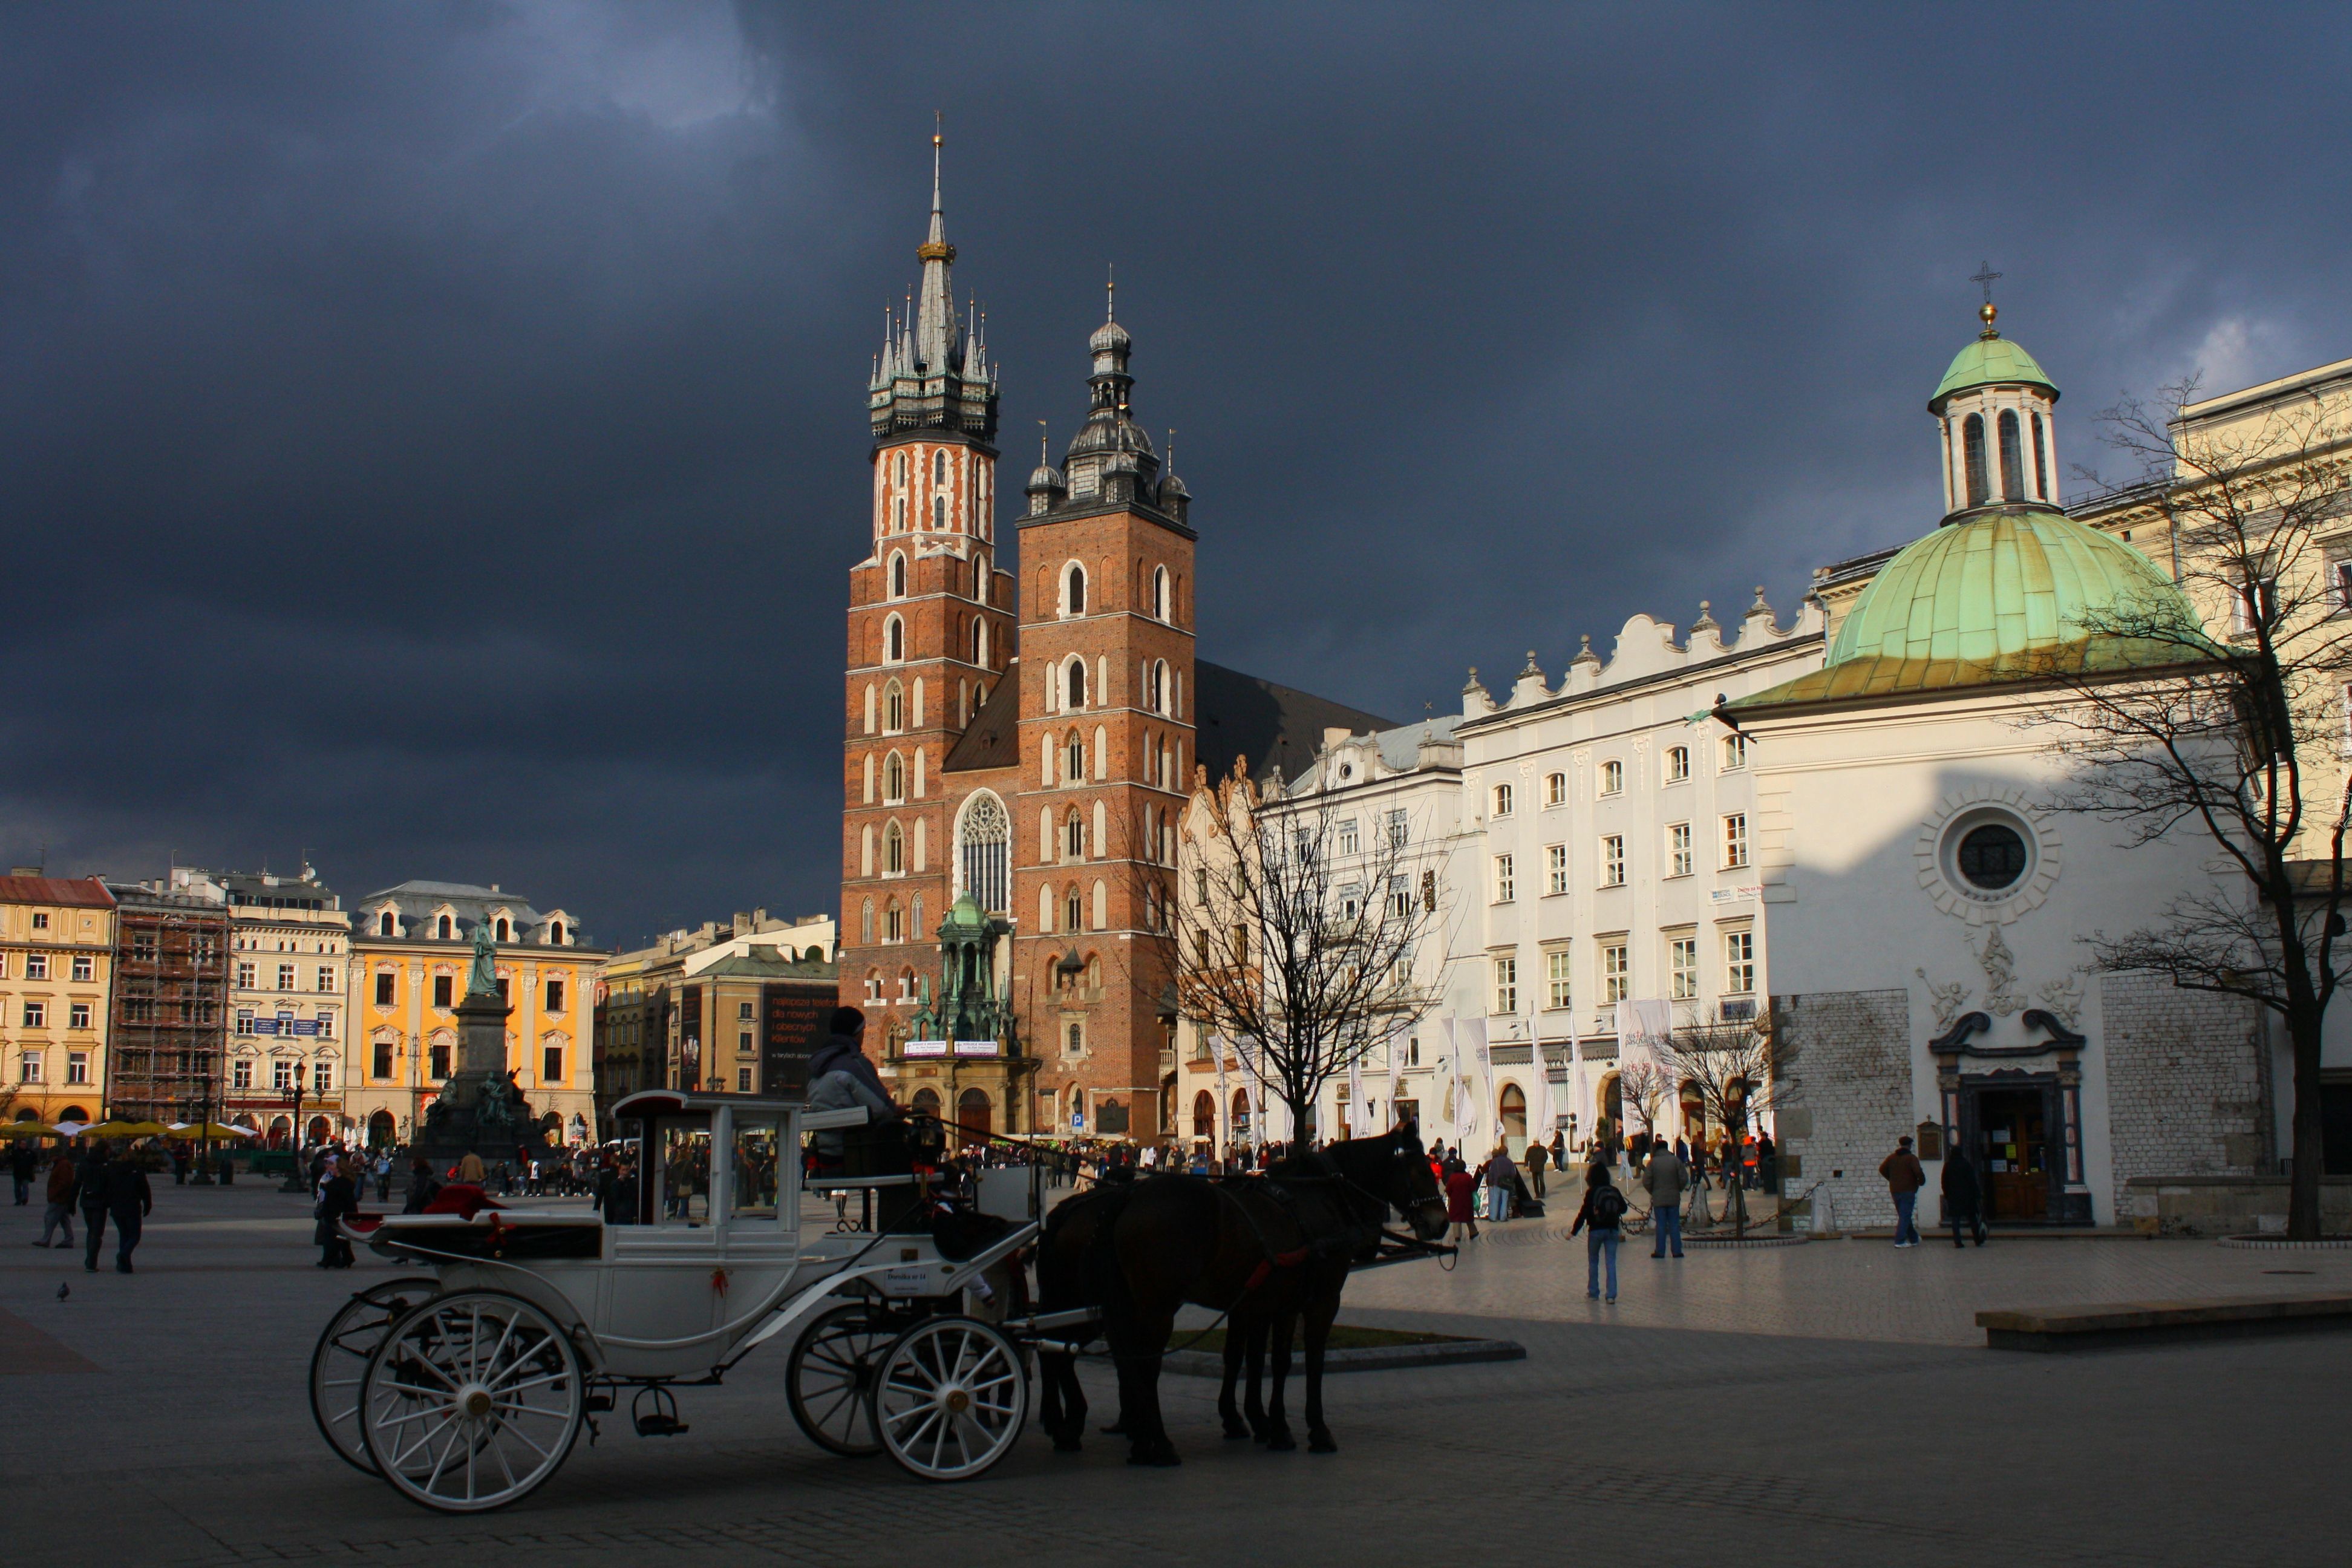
[959,792,1010,913]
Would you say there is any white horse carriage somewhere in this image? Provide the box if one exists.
[309,1089,1073,1512]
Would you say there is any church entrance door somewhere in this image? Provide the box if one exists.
[956,1087,993,1145]
[1972,1085,2051,1222]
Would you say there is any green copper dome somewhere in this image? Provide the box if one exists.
[1931,333,2057,410]
[1733,508,2213,710]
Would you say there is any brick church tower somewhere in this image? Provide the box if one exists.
[1009,292,1197,1142]
[838,134,1016,1043]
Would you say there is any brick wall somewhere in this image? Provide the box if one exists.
[1773,988,1912,1229]
[2100,972,2269,1191]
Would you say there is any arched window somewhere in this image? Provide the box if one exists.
[884,615,904,663]
[1066,658,1086,709]
[550,920,563,944]
[1091,880,1107,930]
[1998,409,2024,500]
[1093,727,1107,782]
[884,900,903,942]
[437,915,452,940]
[495,918,509,942]
[884,751,905,803]
[1145,661,1163,713]
[888,552,907,599]
[1065,731,1085,784]
[974,549,989,601]
[934,449,949,486]
[884,821,904,875]
[884,680,903,733]
[895,451,907,486]
[1193,1089,1215,1138]
[1153,565,1170,622]
[972,618,985,665]
[2031,413,2050,499]
[912,893,924,939]
[933,494,947,529]
[1064,563,1086,617]
[1065,809,1085,862]
[378,912,394,936]
[1065,887,1084,933]
[861,900,874,944]
[1039,883,1054,932]
[957,791,1010,913]
[1499,1083,1527,1139]
[1963,413,1988,507]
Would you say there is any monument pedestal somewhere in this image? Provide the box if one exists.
[415,988,544,1171]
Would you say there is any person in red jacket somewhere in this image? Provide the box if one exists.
[1443,1165,1481,1244]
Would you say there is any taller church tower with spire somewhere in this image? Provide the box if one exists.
[840,130,1016,1042]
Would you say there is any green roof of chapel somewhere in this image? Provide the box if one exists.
[1731,507,2215,711]
[1930,333,2058,408]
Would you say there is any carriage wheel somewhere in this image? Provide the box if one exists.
[874,1316,1027,1481]
[310,1276,440,1474]
[787,1301,895,1457]
[359,1290,585,1512]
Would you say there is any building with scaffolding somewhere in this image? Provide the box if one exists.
[100,879,232,1125]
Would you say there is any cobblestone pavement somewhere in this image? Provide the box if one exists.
[1,1182,2344,1566]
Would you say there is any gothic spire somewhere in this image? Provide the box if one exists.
[913,119,959,373]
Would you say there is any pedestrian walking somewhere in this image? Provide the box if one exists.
[456,1149,486,1184]
[77,1145,114,1272]
[1644,1139,1687,1258]
[1443,1162,1481,1244]
[97,1149,152,1274]
[373,1151,392,1203]
[35,1148,75,1247]
[403,1156,442,1214]
[1570,1163,1626,1302]
[9,1139,33,1204]
[1524,1138,1549,1200]
[315,1154,359,1268]
[1942,1145,1987,1247]
[1880,1135,1926,1247]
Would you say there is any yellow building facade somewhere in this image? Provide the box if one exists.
[0,875,117,1124]
[346,880,607,1149]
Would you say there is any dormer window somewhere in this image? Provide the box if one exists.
[550,920,564,944]
[495,917,509,942]
[437,914,452,940]
[378,911,394,937]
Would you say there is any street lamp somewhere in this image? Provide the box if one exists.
[279,1080,308,1193]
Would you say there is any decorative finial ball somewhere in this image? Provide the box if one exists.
[1980,301,1998,327]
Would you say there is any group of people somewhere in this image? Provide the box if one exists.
[1878,1134,1991,1247]
[15,1141,153,1273]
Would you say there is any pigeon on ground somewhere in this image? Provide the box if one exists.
[57,1282,70,1299]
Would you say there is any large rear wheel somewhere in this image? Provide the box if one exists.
[787,1301,895,1456]
[309,1276,440,1474]
[359,1290,584,1512]
[874,1315,1027,1481]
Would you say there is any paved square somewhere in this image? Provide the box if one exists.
[2,1183,2343,1567]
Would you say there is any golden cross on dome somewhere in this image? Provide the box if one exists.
[1971,261,2003,334]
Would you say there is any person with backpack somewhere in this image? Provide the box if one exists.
[1570,1162,1627,1302]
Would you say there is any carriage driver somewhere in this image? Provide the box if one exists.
[805,1007,905,1175]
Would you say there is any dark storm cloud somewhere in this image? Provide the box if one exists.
[4,2,2348,941]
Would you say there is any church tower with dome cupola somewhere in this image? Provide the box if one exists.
[840,129,1016,1050]
[1007,283,1198,1145]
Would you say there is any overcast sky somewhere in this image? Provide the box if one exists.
[4,2,2348,947]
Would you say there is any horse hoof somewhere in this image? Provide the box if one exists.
[1222,1421,1252,1440]
[1310,1436,1339,1454]
[1266,1433,1298,1452]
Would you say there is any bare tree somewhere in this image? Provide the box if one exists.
[1614,1059,1669,1142]
[1655,1019,1798,1239]
[2041,379,2352,1239]
[1158,760,1448,1143]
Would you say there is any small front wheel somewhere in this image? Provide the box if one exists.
[310,1277,440,1474]
[874,1316,1027,1481]
[359,1290,584,1512]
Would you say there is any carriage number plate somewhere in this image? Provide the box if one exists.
[880,1266,947,1296]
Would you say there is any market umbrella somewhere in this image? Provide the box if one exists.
[80,1120,170,1139]
[169,1122,251,1140]
[50,1121,90,1138]
[0,1120,57,1138]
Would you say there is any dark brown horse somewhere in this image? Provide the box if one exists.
[1034,1123,1447,1465]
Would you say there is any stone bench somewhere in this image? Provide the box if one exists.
[1978,1293,2352,1351]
